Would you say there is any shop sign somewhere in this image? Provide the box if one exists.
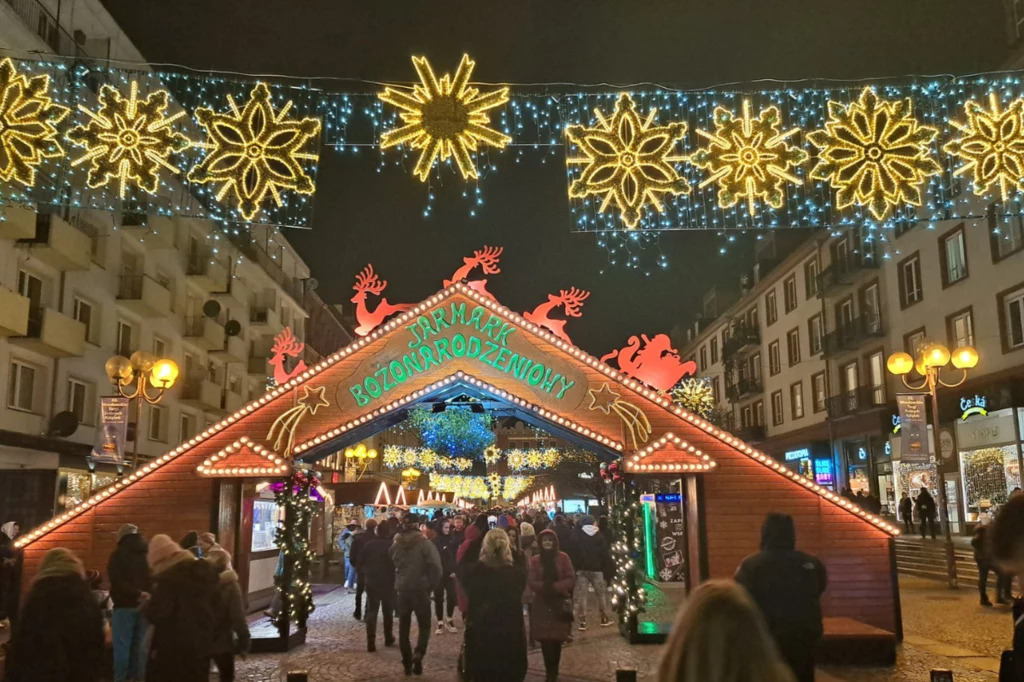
[955,412,1016,450]
[897,394,929,464]
[813,459,834,486]
[892,414,901,433]
[654,494,686,583]
[960,394,988,421]
[91,396,129,465]
[785,448,811,461]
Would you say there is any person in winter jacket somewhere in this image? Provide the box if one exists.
[972,525,1011,606]
[551,515,579,569]
[455,514,489,615]
[205,548,251,682]
[179,530,202,558]
[915,488,938,539]
[450,515,467,545]
[572,514,612,630]
[197,532,221,556]
[519,522,538,645]
[463,529,528,682]
[898,492,914,534]
[350,518,377,620]
[433,517,460,634]
[0,520,20,629]
[528,529,576,682]
[339,522,359,589]
[4,547,104,682]
[735,513,826,682]
[107,524,151,682]
[142,533,219,682]
[389,513,443,675]
[359,522,396,651]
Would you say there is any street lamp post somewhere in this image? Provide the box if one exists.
[105,351,179,469]
[343,443,378,481]
[886,342,979,589]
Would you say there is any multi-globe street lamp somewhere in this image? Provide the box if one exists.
[104,351,179,469]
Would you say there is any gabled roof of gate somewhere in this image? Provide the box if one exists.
[14,283,900,548]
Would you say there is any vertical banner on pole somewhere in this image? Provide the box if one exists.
[897,394,929,464]
[91,396,130,465]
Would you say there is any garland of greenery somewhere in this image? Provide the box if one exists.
[609,478,647,629]
[272,470,316,631]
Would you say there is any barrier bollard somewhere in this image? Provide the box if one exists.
[616,670,638,682]
[286,672,309,682]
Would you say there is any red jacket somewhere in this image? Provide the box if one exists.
[454,524,483,613]
[527,549,575,642]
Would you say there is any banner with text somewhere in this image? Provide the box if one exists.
[897,394,929,464]
[91,396,130,466]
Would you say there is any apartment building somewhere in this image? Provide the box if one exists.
[0,0,316,529]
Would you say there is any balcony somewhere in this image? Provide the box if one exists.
[116,275,172,318]
[210,332,246,364]
[180,379,222,411]
[726,378,763,401]
[817,249,880,297]
[823,315,884,357]
[723,324,760,360]
[3,0,89,57]
[733,425,766,442]
[185,251,230,292]
[0,288,30,337]
[221,390,244,414]
[249,305,283,334]
[120,214,176,250]
[825,385,887,419]
[10,306,86,357]
[247,356,270,378]
[182,316,226,351]
[18,213,91,271]
[0,205,37,240]
[228,232,305,305]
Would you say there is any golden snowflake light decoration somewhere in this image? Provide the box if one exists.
[807,87,940,220]
[690,100,807,216]
[379,54,511,182]
[566,93,691,229]
[67,82,190,199]
[188,82,321,221]
[0,57,69,188]
[943,92,1024,202]
[670,378,715,419]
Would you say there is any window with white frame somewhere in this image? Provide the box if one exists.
[812,373,826,413]
[117,320,134,357]
[711,377,720,404]
[699,346,707,371]
[784,275,798,313]
[791,382,804,419]
[765,290,778,326]
[754,401,764,426]
[786,328,801,366]
[899,254,923,307]
[180,412,195,441]
[949,310,974,349]
[148,404,168,442]
[1005,287,1024,350]
[771,391,784,426]
[741,406,752,428]
[17,270,44,308]
[67,378,94,425]
[74,297,97,344]
[153,336,167,358]
[8,360,36,411]
[804,259,819,298]
[943,229,968,285]
[996,215,1024,260]
[808,315,823,355]
[710,337,719,364]
[750,352,762,381]
[768,341,781,375]
[867,352,886,405]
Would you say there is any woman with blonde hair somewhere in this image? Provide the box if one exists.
[658,580,795,682]
[461,528,528,681]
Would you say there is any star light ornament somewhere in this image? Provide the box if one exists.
[189,82,321,222]
[379,55,511,182]
[943,93,1024,202]
[690,100,807,216]
[566,93,690,229]
[0,57,69,188]
[807,87,940,220]
[67,82,190,199]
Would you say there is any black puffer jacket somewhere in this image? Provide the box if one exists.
[573,525,611,573]
[358,534,396,593]
[389,528,442,593]
[4,574,104,682]
[434,531,460,577]
[108,533,151,608]
[143,556,219,682]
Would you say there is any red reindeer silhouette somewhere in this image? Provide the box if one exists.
[269,327,308,385]
[444,246,503,300]
[600,333,698,391]
[523,288,590,345]
[351,265,413,336]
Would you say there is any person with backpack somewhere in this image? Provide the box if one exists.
[389,513,442,675]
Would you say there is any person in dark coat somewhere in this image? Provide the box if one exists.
[572,514,611,629]
[108,524,151,682]
[455,514,489,615]
[142,533,219,682]
[463,529,528,682]
[736,513,827,682]
[389,513,443,675]
[433,517,460,634]
[915,488,938,539]
[528,529,576,682]
[898,492,915,534]
[551,515,579,569]
[205,549,250,682]
[350,518,377,620]
[4,547,104,682]
[450,515,466,546]
[359,522,396,651]
[0,520,20,629]
[972,525,1011,607]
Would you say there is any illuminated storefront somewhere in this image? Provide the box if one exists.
[782,443,835,490]
[954,399,1022,525]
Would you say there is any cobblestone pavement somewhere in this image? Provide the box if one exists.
[234,576,1012,681]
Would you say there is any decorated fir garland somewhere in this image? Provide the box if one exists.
[271,470,319,630]
[609,478,647,627]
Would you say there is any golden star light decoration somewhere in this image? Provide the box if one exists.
[566,93,691,229]
[0,57,69,188]
[379,55,511,182]
[267,384,330,457]
[188,82,321,222]
[807,87,941,220]
[943,92,1024,202]
[66,82,190,199]
[587,382,652,448]
[690,100,807,216]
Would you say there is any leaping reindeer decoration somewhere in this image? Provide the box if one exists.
[351,265,414,336]
[443,245,503,301]
[268,327,307,386]
[523,287,591,345]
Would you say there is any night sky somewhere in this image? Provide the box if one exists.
[100,0,1006,354]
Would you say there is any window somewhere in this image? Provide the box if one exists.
[155,271,174,311]
[711,377,720,404]
[710,337,719,364]
[771,391,784,426]
[842,361,859,394]
[768,341,781,376]
[808,315,823,355]
[117,320,135,358]
[67,378,94,425]
[121,248,142,277]
[750,352,762,381]
[904,328,927,358]
[7,361,36,411]
[784,275,798,313]
[148,404,167,442]
[699,346,707,371]
[861,283,881,332]
[179,412,195,442]
[741,406,752,428]
[804,258,820,298]
[898,253,923,308]
[940,225,968,286]
[74,297,96,344]
[947,308,974,349]
[17,270,43,307]
[754,401,764,426]
[1002,286,1024,351]
[153,336,167,358]
[790,382,804,419]
[812,372,827,413]
[765,290,778,326]
[991,209,1024,261]
[866,351,885,405]
[746,307,759,330]
[837,298,855,334]
[786,328,801,366]
[228,374,241,394]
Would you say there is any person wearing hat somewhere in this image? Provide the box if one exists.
[572,514,612,630]
[108,524,151,682]
[197,532,221,556]
[389,512,442,675]
[142,534,219,682]
[4,547,104,682]
[205,548,250,682]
